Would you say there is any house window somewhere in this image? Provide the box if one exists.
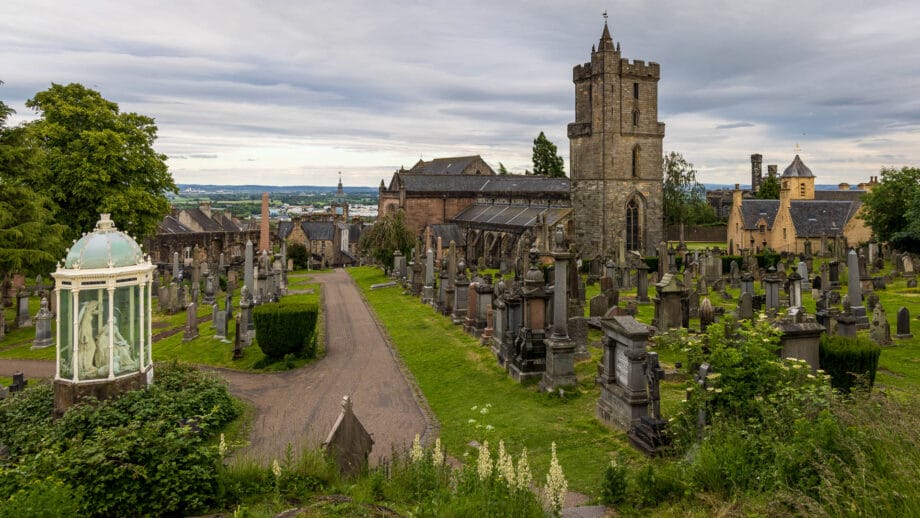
[631,145,640,177]
[633,82,639,99]
[626,199,640,251]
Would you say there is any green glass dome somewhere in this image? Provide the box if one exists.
[64,214,145,269]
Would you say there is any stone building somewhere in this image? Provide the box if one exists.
[568,22,665,259]
[279,177,363,267]
[144,202,257,267]
[727,154,874,254]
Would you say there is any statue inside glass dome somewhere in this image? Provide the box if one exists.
[78,300,101,377]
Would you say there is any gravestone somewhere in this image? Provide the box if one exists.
[597,316,651,431]
[244,240,254,301]
[688,289,700,318]
[636,263,650,303]
[17,292,31,328]
[908,278,918,289]
[699,297,714,332]
[847,249,868,328]
[232,318,243,359]
[172,251,180,280]
[869,303,891,345]
[729,261,741,288]
[183,302,199,341]
[9,372,26,393]
[31,297,53,349]
[322,395,374,478]
[797,261,810,290]
[204,273,216,305]
[214,306,228,341]
[540,227,577,392]
[589,294,608,318]
[895,307,913,339]
[653,273,686,332]
[738,291,753,320]
[866,293,880,312]
[239,287,253,347]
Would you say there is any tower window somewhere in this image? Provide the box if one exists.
[633,82,639,99]
[799,183,805,197]
[632,109,639,126]
[631,145,640,177]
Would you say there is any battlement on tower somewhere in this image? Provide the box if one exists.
[573,62,593,81]
[620,59,660,79]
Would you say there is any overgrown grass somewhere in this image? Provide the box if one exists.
[350,266,632,496]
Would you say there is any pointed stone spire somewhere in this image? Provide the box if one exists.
[599,21,615,51]
[336,173,344,196]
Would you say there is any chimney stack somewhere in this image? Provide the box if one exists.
[751,154,763,192]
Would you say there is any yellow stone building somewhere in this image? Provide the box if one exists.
[727,154,875,255]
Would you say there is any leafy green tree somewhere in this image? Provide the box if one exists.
[662,151,716,241]
[358,209,415,273]
[23,83,177,241]
[0,94,67,280]
[531,131,565,178]
[755,174,780,199]
[862,166,920,252]
[498,162,509,175]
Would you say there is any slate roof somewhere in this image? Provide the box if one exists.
[395,174,570,196]
[184,208,225,232]
[407,155,493,175]
[214,213,243,232]
[782,155,814,178]
[277,221,295,240]
[788,201,860,237]
[430,223,466,247]
[158,216,193,234]
[348,223,364,243]
[452,203,572,230]
[301,221,334,241]
[739,200,780,230]
[814,190,865,202]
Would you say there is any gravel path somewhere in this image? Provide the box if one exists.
[0,269,429,465]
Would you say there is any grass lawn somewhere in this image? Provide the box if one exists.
[0,272,325,373]
[350,266,635,497]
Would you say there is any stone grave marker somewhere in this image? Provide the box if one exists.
[31,297,53,349]
[214,306,228,341]
[895,307,913,339]
[323,395,374,478]
[869,303,891,345]
[699,297,714,332]
[17,291,31,328]
[183,302,199,341]
[589,294,607,318]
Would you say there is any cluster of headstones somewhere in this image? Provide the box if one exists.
[0,372,27,401]
[0,275,55,349]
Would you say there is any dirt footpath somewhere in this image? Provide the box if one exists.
[220,269,429,463]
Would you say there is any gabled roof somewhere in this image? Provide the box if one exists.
[814,190,865,202]
[277,221,295,240]
[184,208,225,232]
[395,174,570,195]
[782,155,814,178]
[214,213,243,232]
[739,200,780,230]
[301,221,334,241]
[158,216,193,234]
[452,203,571,230]
[407,155,493,175]
[788,201,860,237]
[430,223,466,247]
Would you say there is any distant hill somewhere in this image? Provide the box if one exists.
[703,184,860,191]
[175,184,379,194]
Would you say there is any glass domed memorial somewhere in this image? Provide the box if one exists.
[52,214,155,414]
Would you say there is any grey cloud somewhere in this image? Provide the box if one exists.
[715,122,755,129]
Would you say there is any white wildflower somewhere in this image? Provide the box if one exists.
[477,441,493,480]
[409,433,424,463]
[516,448,533,491]
[497,440,515,487]
[544,442,568,514]
[485,424,494,431]
[432,437,444,466]
[218,433,227,457]
[271,459,282,479]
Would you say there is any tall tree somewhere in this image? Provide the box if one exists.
[497,162,509,175]
[755,174,780,199]
[0,93,67,279]
[358,209,415,273]
[862,166,920,253]
[531,131,565,178]
[662,151,716,242]
[23,83,177,241]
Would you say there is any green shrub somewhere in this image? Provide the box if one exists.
[720,255,742,272]
[288,242,309,270]
[643,256,659,273]
[819,335,881,393]
[755,251,780,269]
[600,455,628,505]
[253,302,318,359]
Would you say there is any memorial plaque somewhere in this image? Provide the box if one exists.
[615,344,629,387]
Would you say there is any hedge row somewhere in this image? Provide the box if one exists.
[253,302,319,359]
[819,334,881,393]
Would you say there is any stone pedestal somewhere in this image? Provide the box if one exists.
[540,335,576,391]
[597,316,650,431]
[31,297,53,349]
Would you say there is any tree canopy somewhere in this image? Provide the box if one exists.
[0,93,67,279]
[358,209,415,273]
[23,83,177,241]
[755,174,780,199]
[662,151,716,231]
[531,131,565,178]
[862,166,920,253]
[497,162,509,175]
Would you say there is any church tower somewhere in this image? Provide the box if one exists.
[331,173,349,221]
[569,22,665,258]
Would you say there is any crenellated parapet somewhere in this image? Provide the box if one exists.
[620,59,660,79]
[573,62,593,81]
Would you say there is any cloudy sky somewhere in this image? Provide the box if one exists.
[3,0,919,187]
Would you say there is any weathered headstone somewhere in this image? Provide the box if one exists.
[589,294,608,318]
[214,305,228,341]
[699,297,714,332]
[869,303,891,345]
[322,395,374,478]
[232,318,243,359]
[738,291,753,320]
[847,249,868,328]
[17,292,31,328]
[204,273,216,304]
[895,307,913,339]
[31,297,53,349]
[183,302,199,341]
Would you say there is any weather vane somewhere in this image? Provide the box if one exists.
[603,10,608,20]
[794,142,802,154]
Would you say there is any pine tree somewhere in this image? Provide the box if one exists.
[531,132,565,178]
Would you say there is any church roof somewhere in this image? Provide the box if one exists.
[739,200,780,230]
[396,174,570,196]
[430,223,466,247]
[452,203,571,231]
[407,155,494,175]
[788,201,861,237]
[782,155,814,178]
[301,221,334,241]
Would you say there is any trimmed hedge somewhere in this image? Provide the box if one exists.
[819,334,881,393]
[253,302,318,359]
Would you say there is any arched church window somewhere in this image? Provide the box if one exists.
[626,198,640,251]
[632,109,639,126]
